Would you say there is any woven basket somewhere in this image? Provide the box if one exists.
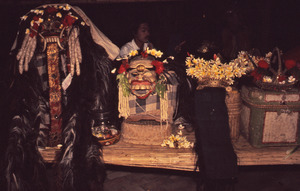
[253,47,298,91]
[197,78,233,92]
[121,120,172,145]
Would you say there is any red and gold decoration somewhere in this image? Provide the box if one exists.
[46,43,62,147]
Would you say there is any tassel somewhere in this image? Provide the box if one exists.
[24,36,37,72]
[68,27,82,76]
[74,28,81,76]
[17,34,38,74]
[118,86,130,119]
[160,90,168,122]
[68,29,75,76]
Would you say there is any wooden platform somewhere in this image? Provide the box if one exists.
[39,129,300,171]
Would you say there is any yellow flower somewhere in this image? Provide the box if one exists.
[64,4,71,11]
[150,49,157,56]
[169,142,175,148]
[187,68,195,76]
[39,10,44,15]
[145,47,151,54]
[21,15,28,21]
[225,70,234,80]
[185,59,194,67]
[38,18,44,23]
[129,50,138,57]
[25,28,30,34]
[81,21,86,26]
[192,58,198,64]
[155,50,163,58]
[56,12,62,18]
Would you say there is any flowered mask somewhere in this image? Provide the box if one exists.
[126,57,157,99]
[117,49,166,100]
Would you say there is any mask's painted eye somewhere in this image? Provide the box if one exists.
[131,72,138,77]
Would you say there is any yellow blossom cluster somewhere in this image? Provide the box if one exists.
[186,52,251,85]
[118,48,164,60]
[145,48,163,58]
[161,131,194,149]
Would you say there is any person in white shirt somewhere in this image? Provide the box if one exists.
[118,21,154,58]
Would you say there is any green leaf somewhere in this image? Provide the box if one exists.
[117,73,131,97]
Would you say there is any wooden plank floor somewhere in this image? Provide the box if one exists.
[39,129,300,171]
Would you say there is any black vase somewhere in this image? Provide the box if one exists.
[194,87,238,191]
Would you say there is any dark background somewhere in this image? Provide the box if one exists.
[0,0,299,189]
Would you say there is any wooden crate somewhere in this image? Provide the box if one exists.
[240,86,300,148]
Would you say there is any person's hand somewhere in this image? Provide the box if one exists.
[148,42,154,49]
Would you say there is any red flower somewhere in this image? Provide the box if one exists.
[32,22,39,30]
[250,68,263,81]
[29,23,39,38]
[62,15,76,27]
[258,60,269,69]
[284,59,296,70]
[141,51,148,58]
[278,75,286,82]
[46,7,58,14]
[151,60,164,75]
[33,16,40,21]
[213,54,218,60]
[29,30,37,38]
[118,60,130,74]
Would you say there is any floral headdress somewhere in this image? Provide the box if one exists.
[186,52,252,91]
[117,48,165,75]
[16,4,86,76]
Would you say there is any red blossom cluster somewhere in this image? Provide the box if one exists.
[151,60,164,75]
[250,59,298,83]
[285,59,296,70]
[118,60,130,74]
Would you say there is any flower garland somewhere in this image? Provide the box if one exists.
[186,52,252,89]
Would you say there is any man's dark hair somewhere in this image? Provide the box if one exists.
[131,19,150,35]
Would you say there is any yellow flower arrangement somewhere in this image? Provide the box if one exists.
[186,52,252,90]
[146,48,163,58]
[118,48,164,60]
[161,130,193,149]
